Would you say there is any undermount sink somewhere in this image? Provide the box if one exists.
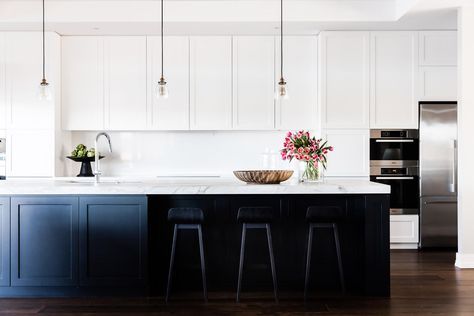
[56,179,143,185]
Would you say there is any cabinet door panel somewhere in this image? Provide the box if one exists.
[5,32,57,130]
[11,197,78,286]
[79,196,147,286]
[105,37,147,130]
[7,130,54,177]
[390,215,419,244]
[0,33,6,130]
[322,129,369,177]
[419,66,457,101]
[190,37,232,130]
[0,197,10,287]
[276,36,318,130]
[62,36,104,131]
[370,32,418,129]
[320,32,370,129]
[148,36,190,130]
[233,36,275,130]
[419,31,457,66]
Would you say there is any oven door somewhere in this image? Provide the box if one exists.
[370,139,419,164]
[370,175,420,215]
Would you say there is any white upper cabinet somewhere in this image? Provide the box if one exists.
[370,32,418,129]
[62,36,104,131]
[62,36,147,131]
[4,32,59,130]
[232,36,275,130]
[320,32,370,129]
[190,36,232,130]
[0,33,5,130]
[419,66,457,101]
[322,129,369,177]
[147,36,190,130]
[419,31,457,66]
[104,37,147,130]
[275,36,318,130]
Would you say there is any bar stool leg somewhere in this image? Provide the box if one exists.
[236,223,247,303]
[197,224,208,303]
[166,224,178,303]
[333,223,346,293]
[266,224,278,303]
[304,224,314,302]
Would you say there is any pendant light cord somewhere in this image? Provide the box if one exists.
[280,0,283,80]
[161,0,164,79]
[42,0,46,81]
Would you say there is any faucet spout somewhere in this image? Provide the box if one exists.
[94,132,113,184]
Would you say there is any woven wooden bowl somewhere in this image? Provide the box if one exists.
[233,170,294,184]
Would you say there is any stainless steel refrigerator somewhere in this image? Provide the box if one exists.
[419,102,457,248]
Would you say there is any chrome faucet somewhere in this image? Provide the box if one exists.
[94,132,113,183]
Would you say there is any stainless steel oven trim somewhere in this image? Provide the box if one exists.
[370,166,419,176]
[370,129,419,139]
[370,160,419,167]
[390,208,419,215]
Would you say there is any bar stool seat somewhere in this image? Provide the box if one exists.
[304,206,346,301]
[168,207,204,224]
[166,207,207,303]
[237,206,273,223]
[236,206,278,303]
[306,206,346,223]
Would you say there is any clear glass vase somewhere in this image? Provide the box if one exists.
[299,161,324,183]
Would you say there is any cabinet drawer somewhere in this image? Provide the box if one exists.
[390,215,419,243]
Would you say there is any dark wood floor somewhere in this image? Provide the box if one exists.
[0,250,472,315]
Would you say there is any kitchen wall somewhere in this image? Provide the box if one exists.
[67,131,301,177]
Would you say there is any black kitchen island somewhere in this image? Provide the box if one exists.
[0,178,390,298]
[149,193,390,297]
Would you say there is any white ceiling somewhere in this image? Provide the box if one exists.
[0,0,462,35]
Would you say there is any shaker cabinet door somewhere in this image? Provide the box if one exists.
[190,36,233,130]
[320,32,370,129]
[232,36,275,130]
[0,197,10,287]
[370,32,418,129]
[10,197,79,287]
[62,36,105,131]
[148,36,190,130]
[79,196,148,286]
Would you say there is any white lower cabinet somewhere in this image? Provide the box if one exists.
[7,130,54,177]
[322,129,369,177]
[419,66,457,101]
[390,215,419,249]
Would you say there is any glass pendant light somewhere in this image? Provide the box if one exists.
[275,0,288,100]
[38,0,52,101]
[155,0,169,99]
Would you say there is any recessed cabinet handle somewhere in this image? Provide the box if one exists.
[375,139,415,143]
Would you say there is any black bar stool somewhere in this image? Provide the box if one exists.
[304,206,346,301]
[166,207,207,303]
[236,206,278,303]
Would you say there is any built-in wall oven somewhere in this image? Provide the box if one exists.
[0,138,5,180]
[370,130,419,215]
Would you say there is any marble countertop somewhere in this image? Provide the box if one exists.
[0,177,390,195]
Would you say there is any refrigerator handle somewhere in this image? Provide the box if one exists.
[452,139,457,193]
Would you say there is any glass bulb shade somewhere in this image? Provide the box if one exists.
[156,80,169,99]
[275,81,289,100]
[38,81,52,101]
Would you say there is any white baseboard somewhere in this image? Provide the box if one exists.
[390,243,418,250]
[455,253,474,268]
